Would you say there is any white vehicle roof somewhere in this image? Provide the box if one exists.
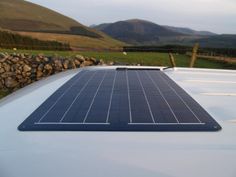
[0,66,236,177]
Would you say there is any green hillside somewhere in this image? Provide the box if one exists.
[0,0,126,49]
[0,0,100,38]
[0,30,70,50]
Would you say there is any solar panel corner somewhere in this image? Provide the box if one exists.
[18,69,222,132]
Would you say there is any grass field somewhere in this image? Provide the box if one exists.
[2,49,236,69]
[0,49,235,100]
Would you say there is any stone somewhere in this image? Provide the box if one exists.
[10,64,18,72]
[23,64,32,72]
[19,61,25,65]
[80,60,94,67]
[89,57,97,64]
[44,64,53,71]
[43,57,49,62]
[3,63,11,72]
[16,75,23,80]
[0,53,101,92]
[18,78,28,84]
[38,64,44,71]
[11,57,19,63]
[74,59,81,66]
[26,72,31,77]
[0,67,5,73]
[5,77,19,88]
[36,70,43,78]
[75,55,85,62]
[1,72,15,78]
[63,60,69,69]
[35,57,42,63]
[53,60,63,72]
[0,58,6,63]
[69,60,76,69]
[38,54,44,59]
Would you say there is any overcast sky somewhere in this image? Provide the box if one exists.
[27,0,236,34]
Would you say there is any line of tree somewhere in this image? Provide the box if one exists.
[0,30,71,51]
[123,45,236,57]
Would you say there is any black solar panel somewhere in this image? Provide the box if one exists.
[18,69,221,131]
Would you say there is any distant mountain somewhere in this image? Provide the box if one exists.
[0,0,101,38]
[92,23,112,31]
[93,19,236,48]
[93,19,183,45]
[164,26,216,36]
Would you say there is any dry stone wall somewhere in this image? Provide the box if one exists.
[0,53,104,90]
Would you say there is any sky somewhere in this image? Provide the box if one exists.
[27,0,236,34]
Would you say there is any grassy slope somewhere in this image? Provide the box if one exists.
[0,0,86,32]
[0,0,125,49]
[17,31,126,49]
[0,30,70,50]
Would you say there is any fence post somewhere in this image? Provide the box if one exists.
[189,43,199,68]
[169,53,176,67]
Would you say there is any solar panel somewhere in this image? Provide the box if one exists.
[18,69,221,131]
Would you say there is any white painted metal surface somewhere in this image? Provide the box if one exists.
[0,66,236,177]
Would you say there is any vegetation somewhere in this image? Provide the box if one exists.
[0,90,10,99]
[195,35,236,49]
[0,30,70,50]
[17,31,126,49]
[1,49,236,69]
[0,49,235,99]
[78,51,236,69]
[124,45,236,57]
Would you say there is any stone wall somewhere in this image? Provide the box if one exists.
[0,53,104,90]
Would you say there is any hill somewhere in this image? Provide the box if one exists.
[163,26,216,36]
[93,19,236,48]
[0,29,70,50]
[0,0,125,49]
[0,0,101,38]
[17,31,126,50]
[93,19,183,45]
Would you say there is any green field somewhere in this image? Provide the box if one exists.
[1,49,236,100]
[2,49,236,69]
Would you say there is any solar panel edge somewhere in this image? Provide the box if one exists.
[18,123,221,132]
